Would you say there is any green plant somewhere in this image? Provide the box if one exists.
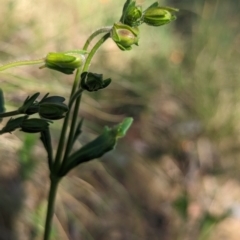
[0,1,178,239]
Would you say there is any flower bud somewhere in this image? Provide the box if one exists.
[40,52,86,74]
[122,3,142,27]
[39,102,68,120]
[21,118,50,133]
[81,72,111,92]
[111,22,139,51]
[143,6,178,27]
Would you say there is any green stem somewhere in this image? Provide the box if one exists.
[53,68,82,170]
[82,33,110,72]
[43,175,60,240]
[83,26,112,50]
[0,110,19,118]
[54,32,111,171]
[0,59,44,71]
[44,30,111,240]
[60,33,110,172]
[68,88,84,109]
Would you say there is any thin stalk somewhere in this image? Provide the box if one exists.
[0,59,44,71]
[68,88,84,109]
[43,176,60,240]
[83,26,112,50]
[45,32,111,240]
[82,33,111,72]
[53,68,82,170]
[60,33,110,171]
[0,110,19,118]
[54,32,111,170]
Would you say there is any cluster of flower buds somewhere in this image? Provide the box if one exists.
[0,93,69,134]
[111,0,178,51]
[18,93,69,120]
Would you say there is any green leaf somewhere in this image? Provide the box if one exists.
[40,128,53,170]
[59,117,133,176]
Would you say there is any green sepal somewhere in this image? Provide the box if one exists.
[120,0,143,27]
[18,92,40,115]
[40,94,65,104]
[21,118,51,133]
[0,115,28,134]
[144,2,158,12]
[59,117,133,176]
[120,0,132,23]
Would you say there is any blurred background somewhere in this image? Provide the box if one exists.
[0,0,240,239]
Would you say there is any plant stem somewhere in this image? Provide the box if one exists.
[45,32,111,240]
[0,110,19,118]
[60,33,110,171]
[43,175,60,240]
[82,33,111,72]
[53,68,83,170]
[0,59,44,71]
[83,26,112,50]
[68,88,84,109]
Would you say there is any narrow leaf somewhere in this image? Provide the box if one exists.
[59,117,133,176]
[40,128,53,170]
